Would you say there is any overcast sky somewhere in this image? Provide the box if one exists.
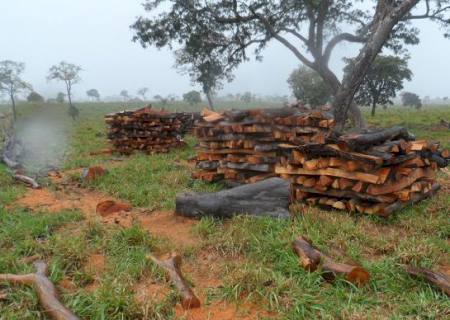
[1,0,450,100]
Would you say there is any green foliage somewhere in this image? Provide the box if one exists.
[56,92,66,103]
[288,65,331,107]
[401,91,422,109]
[345,55,412,116]
[86,88,100,101]
[26,91,44,103]
[182,90,202,105]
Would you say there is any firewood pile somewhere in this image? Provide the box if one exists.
[192,107,335,184]
[105,107,186,154]
[174,111,201,135]
[276,126,449,216]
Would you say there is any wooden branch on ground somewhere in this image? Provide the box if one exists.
[14,174,40,189]
[293,236,370,286]
[0,261,79,320]
[440,119,450,129]
[175,177,290,219]
[147,253,201,309]
[405,266,450,296]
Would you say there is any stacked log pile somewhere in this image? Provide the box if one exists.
[192,108,335,184]
[174,112,201,135]
[276,126,449,216]
[105,107,185,154]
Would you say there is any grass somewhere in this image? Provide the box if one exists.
[0,102,449,319]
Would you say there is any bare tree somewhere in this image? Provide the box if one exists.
[137,87,149,101]
[0,60,32,121]
[47,61,82,120]
[120,90,130,102]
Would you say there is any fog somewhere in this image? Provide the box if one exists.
[1,0,450,100]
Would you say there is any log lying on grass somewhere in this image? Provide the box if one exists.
[14,173,40,189]
[405,266,450,296]
[293,236,370,286]
[176,177,290,219]
[0,261,79,320]
[147,253,201,309]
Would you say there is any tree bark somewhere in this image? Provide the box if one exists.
[205,90,215,110]
[371,101,377,117]
[10,93,17,122]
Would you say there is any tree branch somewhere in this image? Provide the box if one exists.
[323,33,367,64]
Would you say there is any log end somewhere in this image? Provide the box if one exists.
[181,296,201,309]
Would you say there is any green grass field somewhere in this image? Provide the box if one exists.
[0,102,449,319]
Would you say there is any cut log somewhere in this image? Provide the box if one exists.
[175,177,290,219]
[147,253,201,309]
[367,168,434,195]
[338,126,414,152]
[14,174,40,189]
[405,265,450,296]
[0,261,79,320]
[292,236,370,286]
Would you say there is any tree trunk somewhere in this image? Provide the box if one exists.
[10,94,17,121]
[205,90,215,110]
[371,101,377,117]
[332,1,420,131]
[175,177,290,219]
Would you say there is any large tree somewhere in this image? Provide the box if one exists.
[183,90,202,105]
[86,88,100,101]
[0,60,32,121]
[344,55,412,116]
[288,65,331,107]
[132,0,450,131]
[401,91,422,109]
[47,61,82,120]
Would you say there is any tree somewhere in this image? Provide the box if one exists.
[56,92,65,103]
[137,87,149,100]
[86,89,100,101]
[288,66,331,107]
[47,61,82,120]
[27,91,45,103]
[183,90,202,105]
[344,55,412,116]
[175,45,231,110]
[401,92,422,109]
[120,90,130,102]
[0,60,32,121]
[240,92,253,104]
[132,1,450,131]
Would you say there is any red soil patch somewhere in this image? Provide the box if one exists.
[134,280,170,304]
[82,166,107,181]
[175,300,274,320]
[139,211,198,248]
[96,200,132,217]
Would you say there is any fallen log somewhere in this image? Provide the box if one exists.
[175,177,290,219]
[293,236,370,286]
[0,261,79,320]
[147,253,201,309]
[14,173,40,189]
[405,265,450,296]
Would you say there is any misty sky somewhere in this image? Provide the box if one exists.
[1,0,450,100]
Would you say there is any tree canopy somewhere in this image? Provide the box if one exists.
[345,55,412,116]
[401,91,422,109]
[27,91,45,103]
[86,88,100,101]
[137,87,149,100]
[288,66,331,107]
[0,60,32,120]
[120,90,130,101]
[183,90,202,105]
[132,0,450,130]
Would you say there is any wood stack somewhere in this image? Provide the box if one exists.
[105,107,185,154]
[276,126,449,216]
[192,107,335,184]
[174,112,201,135]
